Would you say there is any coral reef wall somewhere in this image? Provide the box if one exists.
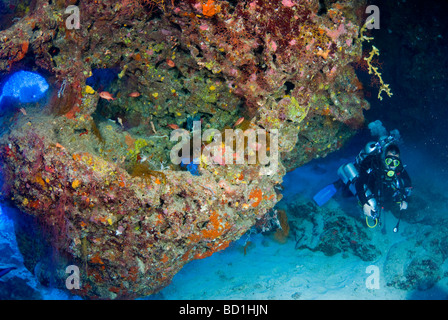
[0,0,369,299]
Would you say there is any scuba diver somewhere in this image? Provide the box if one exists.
[351,138,412,230]
[314,128,412,232]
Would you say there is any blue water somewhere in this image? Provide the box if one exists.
[0,71,49,108]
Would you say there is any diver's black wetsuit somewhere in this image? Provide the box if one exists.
[355,154,412,213]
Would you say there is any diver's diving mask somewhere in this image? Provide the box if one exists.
[385,157,400,168]
[385,156,400,178]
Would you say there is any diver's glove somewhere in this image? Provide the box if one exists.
[399,201,408,211]
[363,203,375,217]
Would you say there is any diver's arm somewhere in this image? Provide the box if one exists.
[355,174,369,205]
[356,178,377,217]
[400,169,412,189]
[355,156,379,217]
[398,169,412,204]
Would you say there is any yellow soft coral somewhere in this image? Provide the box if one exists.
[359,17,375,43]
[364,46,393,100]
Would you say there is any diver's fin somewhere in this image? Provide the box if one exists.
[313,182,340,206]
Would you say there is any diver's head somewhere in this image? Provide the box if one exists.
[383,144,401,178]
[385,143,400,157]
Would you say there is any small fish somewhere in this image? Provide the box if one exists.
[0,267,17,278]
[117,117,123,127]
[128,92,141,98]
[233,117,245,127]
[99,91,115,101]
[166,59,175,67]
[167,124,179,130]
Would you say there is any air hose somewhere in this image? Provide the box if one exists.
[366,216,378,228]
